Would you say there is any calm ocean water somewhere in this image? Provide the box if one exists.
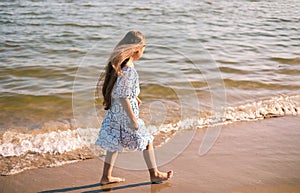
[0,0,299,175]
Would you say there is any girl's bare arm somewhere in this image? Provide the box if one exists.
[120,98,139,130]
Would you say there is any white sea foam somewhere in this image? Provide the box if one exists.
[5,160,81,176]
[1,95,299,158]
[224,95,299,122]
[0,129,85,157]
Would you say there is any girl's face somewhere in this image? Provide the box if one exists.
[132,46,145,60]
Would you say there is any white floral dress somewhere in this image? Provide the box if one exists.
[95,66,154,152]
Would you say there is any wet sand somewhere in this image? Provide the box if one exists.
[1,116,300,193]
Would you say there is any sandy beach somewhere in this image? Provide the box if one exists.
[1,116,300,193]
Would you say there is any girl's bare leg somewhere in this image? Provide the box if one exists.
[143,142,173,183]
[100,151,125,185]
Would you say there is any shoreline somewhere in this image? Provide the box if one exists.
[1,116,300,193]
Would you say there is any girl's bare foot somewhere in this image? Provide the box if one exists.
[100,176,125,185]
[150,170,173,183]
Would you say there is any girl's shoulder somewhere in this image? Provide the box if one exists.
[119,66,137,80]
[122,65,134,71]
[121,66,137,75]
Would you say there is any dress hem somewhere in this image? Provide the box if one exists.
[95,137,154,153]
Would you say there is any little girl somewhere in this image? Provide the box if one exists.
[95,30,173,185]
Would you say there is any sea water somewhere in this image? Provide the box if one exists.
[0,0,299,175]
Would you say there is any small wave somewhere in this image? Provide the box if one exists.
[148,95,299,135]
[276,68,300,75]
[216,60,239,65]
[39,47,86,55]
[3,42,24,48]
[219,66,251,75]
[223,79,300,90]
[0,128,84,157]
[47,23,102,28]
[81,3,94,7]
[224,95,299,121]
[132,7,152,11]
[270,57,300,65]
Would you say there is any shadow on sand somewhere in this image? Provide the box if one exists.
[39,181,173,193]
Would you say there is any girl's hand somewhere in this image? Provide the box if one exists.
[130,119,139,130]
[136,97,142,107]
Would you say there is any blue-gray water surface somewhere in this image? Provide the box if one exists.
[0,0,299,129]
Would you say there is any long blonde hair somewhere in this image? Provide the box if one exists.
[97,30,146,110]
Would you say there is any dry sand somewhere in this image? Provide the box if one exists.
[1,116,300,193]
